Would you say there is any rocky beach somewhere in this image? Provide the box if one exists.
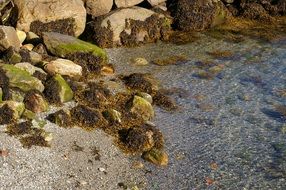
[0,0,285,189]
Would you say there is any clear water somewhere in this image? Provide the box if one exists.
[107,36,286,189]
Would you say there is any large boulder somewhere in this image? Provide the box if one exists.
[14,0,86,37]
[115,0,144,8]
[0,26,21,51]
[169,0,229,31]
[42,32,108,74]
[90,7,172,47]
[84,0,113,17]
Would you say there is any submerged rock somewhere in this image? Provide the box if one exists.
[130,95,154,121]
[44,74,74,104]
[42,32,108,74]
[0,26,21,51]
[14,0,86,37]
[142,148,168,166]
[90,7,171,47]
[0,64,44,92]
[0,101,25,124]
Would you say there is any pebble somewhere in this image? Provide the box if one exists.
[98,167,106,172]
[131,57,149,66]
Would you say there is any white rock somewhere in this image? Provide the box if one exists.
[0,26,21,51]
[16,29,26,44]
[115,0,144,8]
[85,0,113,17]
[147,0,166,6]
[14,0,86,37]
[45,58,82,78]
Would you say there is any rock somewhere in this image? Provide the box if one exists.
[115,0,144,8]
[3,47,22,64]
[91,7,171,47]
[0,64,44,92]
[16,29,26,44]
[125,127,155,152]
[85,0,113,17]
[24,90,48,113]
[147,0,166,6]
[22,109,36,120]
[26,32,41,44]
[28,51,43,64]
[0,101,25,124]
[22,44,34,51]
[71,105,101,128]
[42,32,108,74]
[136,92,153,104]
[142,148,168,166]
[7,88,25,102]
[14,0,86,37]
[44,74,74,104]
[0,87,2,103]
[46,109,72,128]
[241,3,271,20]
[131,57,149,66]
[0,26,21,51]
[103,109,122,123]
[45,58,82,78]
[33,44,48,55]
[170,0,229,31]
[130,95,154,121]
[122,73,159,94]
[14,62,41,75]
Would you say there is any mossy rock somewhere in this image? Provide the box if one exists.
[142,148,168,166]
[42,32,107,62]
[44,74,74,104]
[130,95,154,121]
[0,64,45,92]
[0,101,25,125]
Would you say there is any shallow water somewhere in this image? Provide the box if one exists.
[107,36,286,189]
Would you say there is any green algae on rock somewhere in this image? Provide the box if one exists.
[42,32,108,75]
[44,74,74,104]
[142,148,168,166]
[130,95,154,121]
[0,64,45,92]
[0,101,25,125]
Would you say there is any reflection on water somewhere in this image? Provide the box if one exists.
[107,36,286,189]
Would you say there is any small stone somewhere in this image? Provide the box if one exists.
[22,109,36,120]
[103,109,122,123]
[45,58,82,78]
[29,51,42,64]
[100,65,114,76]
[132,161,144,169]
[22,44,34,51]
[131,57,149,66]
[24,90,49,113]
[16,29,26,44]
[130,96,154,121]
[98,167,106,172]
[136,92,153,104]
[142,148,168,166]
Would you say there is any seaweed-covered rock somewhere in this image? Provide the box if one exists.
[115,0,144,8]
[103,109,122,123]
[130,95,154,121]
[90,7,172,47]
[85,0,113,17]
[0,26,21,51]
[24,90,48,113]
[44,58,82,78]
[14,0,86,37]
[0,64,44,92]
[47,109,72,128]
[122,73,159,94]
[44,74,74,104]
[42,32,108,74]
[0,101,25,124]
[142,148,168,166]
[70,105,101,129]
[169,0,229,31]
